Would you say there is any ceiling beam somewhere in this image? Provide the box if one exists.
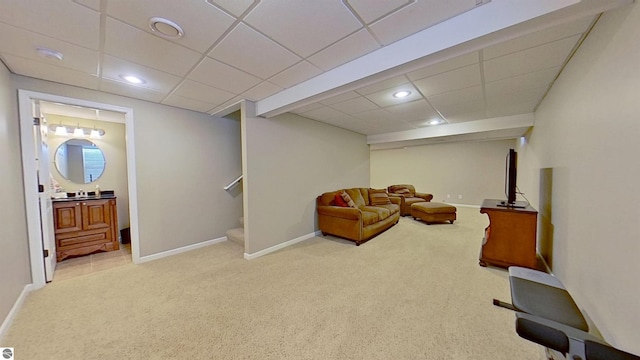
[255,0,582,118]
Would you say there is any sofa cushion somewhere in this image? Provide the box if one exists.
[375,204,400,215]
[360,206,390,221]
[395,188,412,196]
[369,188,391,205]
[361,211,379,226]
[334,193,349,207]
[345,188,366,207]
[340,191,356,208]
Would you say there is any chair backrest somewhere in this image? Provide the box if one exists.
[387,184,416,196]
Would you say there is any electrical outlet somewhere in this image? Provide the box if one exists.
[458,194,462,199]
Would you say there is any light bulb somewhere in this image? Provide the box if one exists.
[55,125,68,136]
[90,129,101,139]
[74,126,84,136]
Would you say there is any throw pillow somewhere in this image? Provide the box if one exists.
[334,193,349,207]
[395,188,412,196]
[340,191,356,208]
[369,189,391,205]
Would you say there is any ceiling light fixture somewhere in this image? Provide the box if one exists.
[36,47,64,61]
[120,75,145,84]
[393,90,411,98]
[149,17,184,39]
[428,119,442,125]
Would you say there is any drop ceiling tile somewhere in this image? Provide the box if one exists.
[173,79,235,105]
[206,0,255,17]
[269,61,322,89]
[290,102,324,115]
[487,97,540,118]
[483,17,594,60]
[407,52,479,81]
[301,106,348,122]
[346,0,411,24]
[369,0,480,45]
[102,55,182,93]
[162,94,216,113]
[0,22,99,74]
[189,57,261,94]
[245,0,361,58]
[427,85,483,109]
[107,0,235,53]
[241,81,283,101]
[437,100,486,123]
[385,99,440,122]
[486,85,548,110]
[104,18,201,77]
[2,54,99,90]
[0,0,100,49]
[328,96,379,114]
[365,83,422,108]
[320,91,361,106]
[100,79,166,102]
[485,67,559,99]
[483,35,580,82]
[413,64,481,97]
[209,23,300,79]
[355,75,410,96]
[307,29,381,71]
[72,0,100,11]
[352,108,394,121]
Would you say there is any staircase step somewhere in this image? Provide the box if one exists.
[226,227,244,246]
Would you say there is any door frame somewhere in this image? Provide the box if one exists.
[18,89,141,288]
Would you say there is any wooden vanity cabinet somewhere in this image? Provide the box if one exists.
[53,197,119,261]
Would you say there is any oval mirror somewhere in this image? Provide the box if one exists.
[54,139,106,184]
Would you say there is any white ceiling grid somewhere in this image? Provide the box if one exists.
[0,0,614,139]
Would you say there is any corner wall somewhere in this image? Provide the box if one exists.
[0,63,31,327]
[518,4,640,354]
[371,139,516,205]
[243,104,370,255]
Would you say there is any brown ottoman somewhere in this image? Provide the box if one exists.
[411,202,456,224]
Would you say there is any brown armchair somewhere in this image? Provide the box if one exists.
[387,184,433,216]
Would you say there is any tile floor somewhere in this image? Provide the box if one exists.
[53,242,132,282]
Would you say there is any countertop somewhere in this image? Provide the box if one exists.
[51,194,116,203]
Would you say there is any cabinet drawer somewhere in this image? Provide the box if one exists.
[57,228,111,248]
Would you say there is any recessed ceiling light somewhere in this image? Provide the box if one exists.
[120,75,145,84]
[36,47,63,61]
[149,17,184,39]
[429,119,442,125]
[393,90,411,98]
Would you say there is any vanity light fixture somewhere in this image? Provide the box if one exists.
[55,124,68,136]
[49,124,105,138]
[393,90,411,98]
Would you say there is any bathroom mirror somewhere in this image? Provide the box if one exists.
[54,139,106,184]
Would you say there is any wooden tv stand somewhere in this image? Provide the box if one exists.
[479,199,538,269]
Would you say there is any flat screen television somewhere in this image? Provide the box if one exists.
[497,148,525,208]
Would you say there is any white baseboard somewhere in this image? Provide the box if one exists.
[244,231,321,260]
[0,284,34,342]
[136,236,227,264]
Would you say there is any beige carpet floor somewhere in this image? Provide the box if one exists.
[3,207,544,359]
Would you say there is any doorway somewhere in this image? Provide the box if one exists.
[18,90,141,288]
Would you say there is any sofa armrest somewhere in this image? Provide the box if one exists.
[415,192,433,201]
[317,205,361,220]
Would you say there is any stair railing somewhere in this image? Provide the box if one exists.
[224,175,243,190]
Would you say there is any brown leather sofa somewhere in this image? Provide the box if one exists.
[387,184,434,216]
[316,188,400,245]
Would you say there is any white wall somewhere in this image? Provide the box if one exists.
[371,139,516,205]
[243,103,370,254]
[11,75,243,258]
[519,3,640,354]
[0,63,31,326]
